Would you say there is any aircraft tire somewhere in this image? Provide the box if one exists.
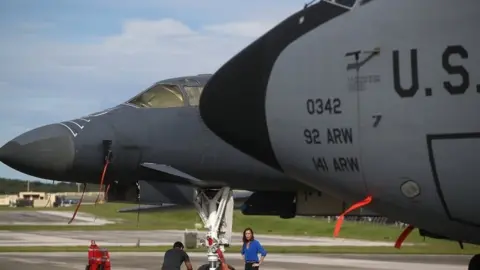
[469,254,480,270]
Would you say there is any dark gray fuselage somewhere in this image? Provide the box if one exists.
[0,75,310,192]
[71,104,305,191]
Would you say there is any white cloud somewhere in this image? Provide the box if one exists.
[204,21,275,38]
[1,18,282,87]
[0,19,270,122]
[89,0,304,21]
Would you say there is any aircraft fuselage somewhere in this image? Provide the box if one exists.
[199,0,480,245]
[0,75,311,193]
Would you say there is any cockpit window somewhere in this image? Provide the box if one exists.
[184,86,204,106]
[126,84,185,108]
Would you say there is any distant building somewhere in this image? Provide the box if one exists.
[18,191,46,200]
[0,191,103,208]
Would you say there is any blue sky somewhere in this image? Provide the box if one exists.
[0,0,306,181]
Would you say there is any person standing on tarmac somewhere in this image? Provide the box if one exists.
[161,241,193,270]
[241,227,267,270]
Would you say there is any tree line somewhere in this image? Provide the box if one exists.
[0,177,100,194]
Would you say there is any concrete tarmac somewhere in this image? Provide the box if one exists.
[0,210,113,226]
[0,252,469,270]
[0,210,412,247]
[0,230,412,247]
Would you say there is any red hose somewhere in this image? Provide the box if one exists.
[68,183,87,224]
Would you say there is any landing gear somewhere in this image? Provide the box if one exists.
[193,187,234,270]
[469,254,480,270]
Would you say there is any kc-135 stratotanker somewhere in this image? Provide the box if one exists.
[199,0,480,269]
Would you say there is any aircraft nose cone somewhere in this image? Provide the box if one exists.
[0,124,75,179]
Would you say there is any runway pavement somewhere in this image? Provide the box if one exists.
[0,230,413,247]
[0,210,113,226]
[0,210,414,247]
[0,252,469,270]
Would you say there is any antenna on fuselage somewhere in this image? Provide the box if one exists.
[304,0,318,9]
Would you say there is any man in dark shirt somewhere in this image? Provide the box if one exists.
[161,241,193,270]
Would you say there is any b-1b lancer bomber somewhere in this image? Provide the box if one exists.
[199,0,480,269]
[0,73,374,269]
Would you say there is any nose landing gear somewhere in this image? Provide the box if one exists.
[193,187,234,270]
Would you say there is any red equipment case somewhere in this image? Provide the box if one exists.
[86,240,111,270]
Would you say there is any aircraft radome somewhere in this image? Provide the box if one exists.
[199,0,480,269]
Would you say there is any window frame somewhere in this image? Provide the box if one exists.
[125,83,189,109]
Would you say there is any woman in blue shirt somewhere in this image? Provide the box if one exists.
[241,227,267,270]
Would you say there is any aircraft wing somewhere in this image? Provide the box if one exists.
[118,204,192,213]
[118,190,253,213]
[140,162,225,188]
